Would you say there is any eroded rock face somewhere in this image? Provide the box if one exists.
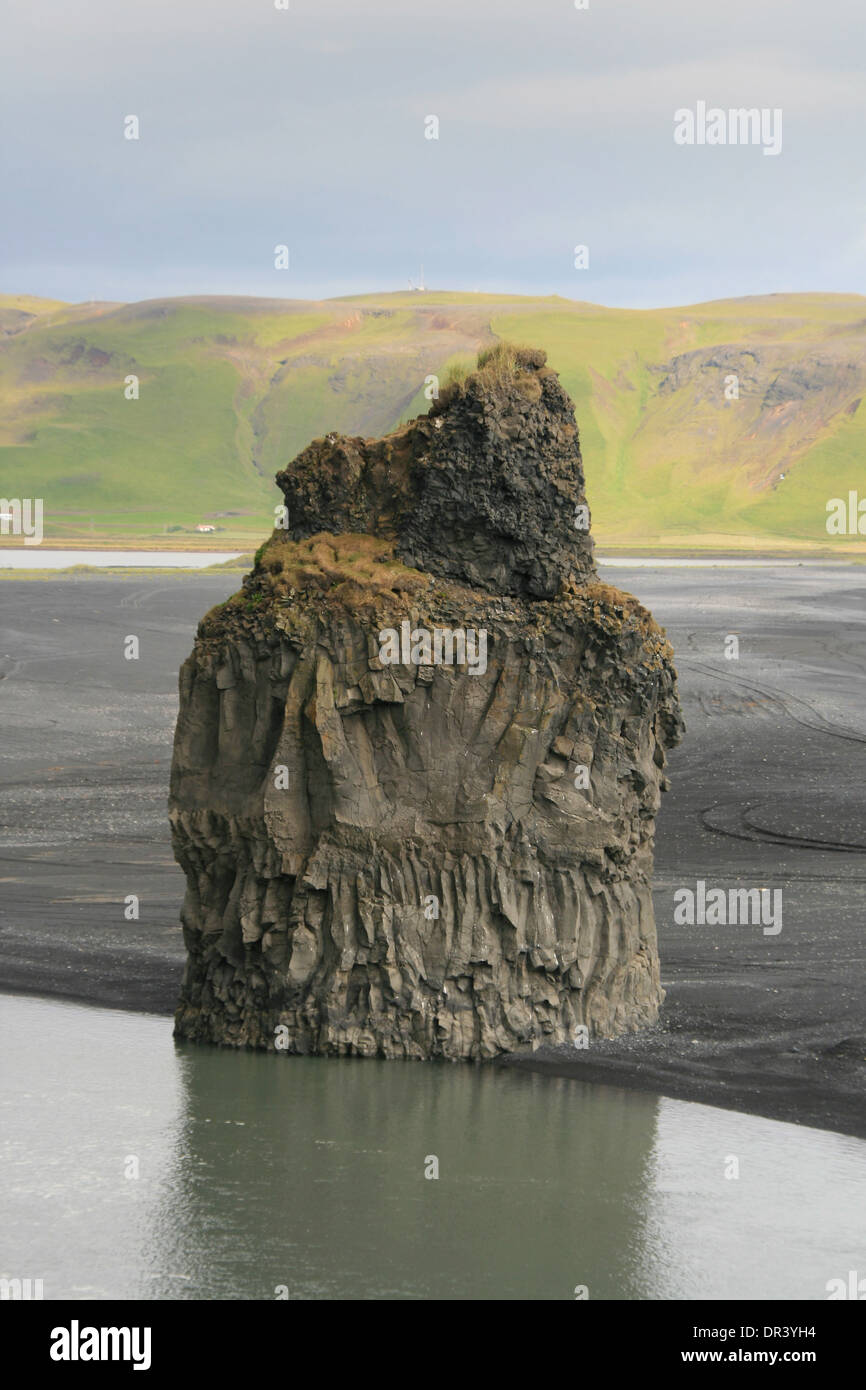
[170,347,683,1057]
[276,345,593,599]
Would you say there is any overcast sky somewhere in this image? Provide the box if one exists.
[3,0,865,308]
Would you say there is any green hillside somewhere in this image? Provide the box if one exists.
[1,289,864,554]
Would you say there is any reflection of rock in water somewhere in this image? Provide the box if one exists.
[169,346,683,1057]
[155,1047,662,1299]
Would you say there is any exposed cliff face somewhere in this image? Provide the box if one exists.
[169,346,683,1058]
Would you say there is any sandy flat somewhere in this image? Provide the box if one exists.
[0,566,863,1137]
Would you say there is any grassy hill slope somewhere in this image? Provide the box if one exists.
[1,289,864,554]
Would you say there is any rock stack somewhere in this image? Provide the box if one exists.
[169,345,683,1057]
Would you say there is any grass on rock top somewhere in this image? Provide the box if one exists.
[206,528,670,677]
[246,532,428,607]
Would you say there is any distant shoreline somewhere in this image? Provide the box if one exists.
[1,547,864,576]
[0,549,249,575]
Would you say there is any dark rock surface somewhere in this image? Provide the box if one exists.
[276,345,594,600]
[169,349,682,1057]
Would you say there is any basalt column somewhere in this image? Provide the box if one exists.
[169,345,683,1058]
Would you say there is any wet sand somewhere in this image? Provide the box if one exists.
[0,566,864,1136]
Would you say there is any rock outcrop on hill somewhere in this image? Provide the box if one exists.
[169,345,683,1058]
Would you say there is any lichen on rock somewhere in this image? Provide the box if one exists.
[169,344,683,1058]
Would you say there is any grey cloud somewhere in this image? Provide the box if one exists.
[2,0,864,304]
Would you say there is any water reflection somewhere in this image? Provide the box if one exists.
[154,1047,661,1300]
[2,995,864,1301]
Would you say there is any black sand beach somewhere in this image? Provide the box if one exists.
[1,565,864,1136]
